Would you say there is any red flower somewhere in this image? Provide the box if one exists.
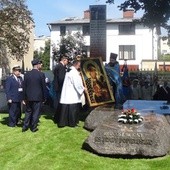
[131,108,135,113]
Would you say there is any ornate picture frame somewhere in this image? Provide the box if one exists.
[80,57,115,107]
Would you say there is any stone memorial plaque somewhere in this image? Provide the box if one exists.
[83,105,170,158]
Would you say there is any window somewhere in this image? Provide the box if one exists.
[162,50,167,54]
[83,24,90,35]
[119,45,135,60]
[82,46,90,57]
[119,23,135,35]
[60,25,66,36]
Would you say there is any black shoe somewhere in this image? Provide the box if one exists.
[22,127,28,132]
[31,128,39,132]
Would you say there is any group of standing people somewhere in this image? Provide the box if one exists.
[5,56,87,131]
[105,52,170,104]
[5,53,170,132]
[53,56,86,127]
[123,75,170,102]
[5,58,47,132]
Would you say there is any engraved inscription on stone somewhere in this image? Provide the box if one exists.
[94,132,153,146]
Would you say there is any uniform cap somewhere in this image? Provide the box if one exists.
[31,58,42,66]
[12,65,21,71]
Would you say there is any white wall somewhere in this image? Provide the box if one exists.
[160,38,170,54]
[50,22,158,70]
[106,24,155,68]
[34,38,45,52]
[50,24,90,69]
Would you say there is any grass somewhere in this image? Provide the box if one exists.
[0,108,170,170]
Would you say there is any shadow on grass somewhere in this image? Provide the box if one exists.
[41,105,55,120]
[41,104,94,123]
[0,115,24,127]
[0,115,8,126]
[79,104,94,122]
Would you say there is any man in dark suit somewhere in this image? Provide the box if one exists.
[22,58,46,132]
[53,55,68,123]
[153,80,170,101]
[5,65,23,127]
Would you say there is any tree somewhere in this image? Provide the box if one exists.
[41,40,50,70]
[106,0,170,34]
[33,40,50,70]
[159,54,170,61]
[0,0,33,63]
[52,31,86,62]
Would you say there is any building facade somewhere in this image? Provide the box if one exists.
[48,9,159,70]
[34,35,50,52]
[160,37,170,55]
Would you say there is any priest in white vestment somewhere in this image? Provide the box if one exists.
[58,59,86,127]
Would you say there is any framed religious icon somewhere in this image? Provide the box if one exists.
[80,57,115,107]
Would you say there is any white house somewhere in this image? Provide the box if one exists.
[48,9,160,70]
[160,37,170,55]
[34,35,50,52]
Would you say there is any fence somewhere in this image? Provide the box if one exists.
[128,70,170,83]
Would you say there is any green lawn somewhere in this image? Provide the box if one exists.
[0,111,170,170]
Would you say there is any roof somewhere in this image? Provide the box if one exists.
[47,17,141,25]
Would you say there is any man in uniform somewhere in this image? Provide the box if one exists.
[5,65,23,127]
[22,59,46,132]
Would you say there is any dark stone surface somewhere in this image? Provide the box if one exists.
[84,105,119,131]
[83,106,170,158]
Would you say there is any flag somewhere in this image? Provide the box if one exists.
[122,61,131,100]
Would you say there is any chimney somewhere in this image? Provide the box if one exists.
[123,9,134,18]
[84,10,90,19]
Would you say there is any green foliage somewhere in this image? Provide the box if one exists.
[162,36,168,41]
[41,40,50,70]
[106,0,170,34]
[34,40,50,70]
[53,31,85,61]
[33,50,39,59]
[0,0,33,62]
[161,36,170,48]
[0,113,170,170]
[159,54,170,61]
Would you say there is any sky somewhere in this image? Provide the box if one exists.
[26,0,144,37]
